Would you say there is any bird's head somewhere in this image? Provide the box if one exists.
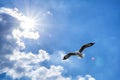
[88,42,95,46]
[63,56,68,60]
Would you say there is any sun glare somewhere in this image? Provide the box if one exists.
[20,16,36,30]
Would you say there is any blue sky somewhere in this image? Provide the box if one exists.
[0,0,120,80]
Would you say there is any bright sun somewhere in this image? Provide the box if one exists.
[20,16,36,30]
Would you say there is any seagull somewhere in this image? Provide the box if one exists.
[63,42,95,60]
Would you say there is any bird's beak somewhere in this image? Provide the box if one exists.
[63,57,66,60]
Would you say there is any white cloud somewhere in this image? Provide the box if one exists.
[6,50,71,80]
[12,29,40,39]
[12,29,39,50]
[16,39,25,49]
[0,7,22,20]
[78,77,85,80]
[9,49,50,63]
[46,65,63,78]
[0,7,40,52]
[2,49,71,80]
[77,75,96,80]
[0,7,40,38]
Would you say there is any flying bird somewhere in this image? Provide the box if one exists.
[63,42,95,60]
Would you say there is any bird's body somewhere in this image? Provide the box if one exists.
[63,42,95,60]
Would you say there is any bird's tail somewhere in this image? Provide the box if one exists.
[77,53,84,58]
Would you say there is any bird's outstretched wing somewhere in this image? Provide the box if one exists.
[79,42,95,53]
[63,52,76,60]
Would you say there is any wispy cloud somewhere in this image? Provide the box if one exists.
[5,50,69,80]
